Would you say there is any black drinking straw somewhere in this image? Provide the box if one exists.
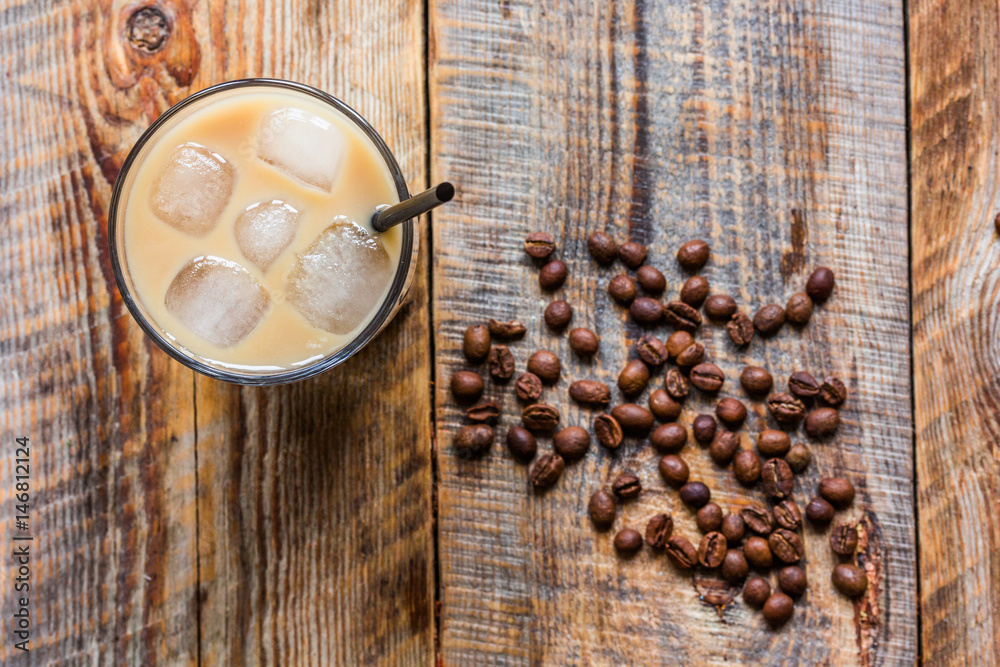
[371,182,454,232]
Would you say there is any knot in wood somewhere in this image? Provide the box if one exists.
[127,7,170,52]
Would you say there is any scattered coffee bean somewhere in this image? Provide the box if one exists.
[721,513,746,544]
[757,430,791,457]
[544,300,573,330]
[569,380,611,406]
[553,426,590,461]
[696,503,724,533]
[568,327,600,356]
[608,274,637,305]
[614,528,644,556]
[830,523,859,556]
[538,259,568,290]
[743,576,771,607]
[744,536,774,569]
[680,276,710,307]
[831,563,868,598]
[675,342,706,369]
[587,230,618,264]
[506,426,537,462]
[630,297,664,325]
[806,266,836,303]
[704,294,737,320]
[593,414,624,449]
[451,370,485,402]
[785,442,812,472]
[716,398,748,428]
[488,318,527,339]
[677,239,710,271]
[651,423,688,453]
[805,407,840,438]
[611,404,655,434]
[524,231,555,259]
[761,458,794,499]
[618,359,651,397]
[636,335,668,366]
[805,496,836,526]
[488,345,516,381]
[819,477,855,509]
[785,292,813,325]
[529,452,564,488]
[454,424,494,458]
[698,531,728,568]
[645,513,674,548]
[754,304,786,336]
[767,392,807,425]
[722,549,750,584]
[778,566,808,598]
[658,455,690,487]
[727,311,755,346]
[763,593,795,628]
[521,403,560,432]
[648,389,682,422]
[612,472,642,500]
[692,414,717,445]
[467,400,500,423]
[741,506,774,535]
[663,301,702,332]
[740,366,773,395]
[690,362,725,392]
[769,529,805,563]
[679,481,711,508]
[820,375,848,407]
[664,369,690,400]
[665,536,698,570]
[618,241,648,269]
[637,265,666,295]
[665,331,695,359]
[709,429,740,466]
[733,450,762,485]
[463,324,491,362]
[588,489,616,529]
[773,499,802,531]
[515,372,543,401]
[788,371,821,398]
[527,350,560,384]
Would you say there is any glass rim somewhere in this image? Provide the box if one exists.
[108,78,414,385]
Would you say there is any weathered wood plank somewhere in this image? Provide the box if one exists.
[910,0,1000,662]
[431,0,914,663]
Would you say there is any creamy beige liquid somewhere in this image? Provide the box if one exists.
[123,87,402,371]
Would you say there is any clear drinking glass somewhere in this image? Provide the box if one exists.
[108,79,418,385]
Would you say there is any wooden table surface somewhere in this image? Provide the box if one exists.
[1,0,996,664]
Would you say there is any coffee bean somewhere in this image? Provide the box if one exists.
[744,536,773,569]
[454,424,494,458]
[568,328,600,356]
[636,335,668,366]
[587,230,618,264]
[767,392,807,425]
[691,414,717,445]
[648,389,682,422]
[785,292,813,325]
[675,342,706,369]
[740,366,773,395]
[527,350,560,384]
[665,331,695,359]
[778,566,808,597]
[721,513,745,544]
[611,404,655,434]
[677,239,710,271]
[753,304,786,336]
[630,297,664,325]
[645,513,674,548]
[831,523,859,556]
[529,452,564,488]
[820,375,848,407]
[805,496,835,525]
[709,429,740,466]
[696,502,723,533]
[612,472,642,500]
[831,563,868,598]
[658,455,689,487]
[660,537,695,570]
[618,359,651,397]
[722,549,749,584]
[521,403,560,432]
[769,529,805,563]
[614,528,644,556]
[539,259,568,290]
[785,442,812,472]
[463,324,491,362]
[679,481,711,508]
[819,477,855,509]
[524,231,555,259]
[704,294,737,320]
[727,311,755,346]
[741,506,774,535]
[698,531,728,568]
[637,265,666,295]
[618,241,647,268]
[733,450,762,485]
[664,369,690,399]
[757,430,791,457]
[763,593,795,628]
[788,371,821,398]
[805,407,840,438]
[451,370,485,402]
[680,276,710,307]
[773,499,802,531]
[506,426,537,462]
[743,576,771,607]
[651,423,688,453]
[806,266,836,303]
[544,300,573,330]
[553,426,590,461]
[588,489,617,529]
[608,274,637,305]
[488,318,527,339]
[716,398,748,428]
[487,345,516,381]
[515,372,543,401]
[467,400,500,423]
[569,380,611,406]
[762,458,794,499]
[663,301,702,332]
[690,362,725,392]
[593,414,624,449]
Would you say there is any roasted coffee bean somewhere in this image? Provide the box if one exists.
[538,259,568,290]
[451,370,485,402]
[611,404,655,434]
[680,276,710,307]
[721,513,746,544]
[819,477,855,509]
[521,403,560,432]
[658,455,690,487]
[569,380,611,406]
[618,241,648,268]
[506,426,537,462]
[637,265,667,295]
[716,398,748,428]
[663,301,702,332]
[778,566,808,597]
[588,489,617,529]
[648,389,682,422]
[727,311,755,346]
[757,430,792,457]
[767,392,807,425]
[763,593,795,628]
[722,549,750,584]
[785,292,814,325]
[614,528,644,556]
[741,506,774,535]
[709,429,740,466]
[806,266,836,303]
[831,523,859,556]
[636,335,669,366]
[676,239,710,271]
[675,342,706,369]
[761,458,794,499]
[553,426,590,461]
[692,414,718,445]
[805,407,841,438]
[612,472,642,500]
[630,297,664,325]
[608,274,637,305]
[467,400,501,423]
[704,294,737,320]
[805,496,836,525]
[645,513,674,548]
[696,503,723,533]
[544,300,573,330]
[690,363,725,392]
[679,481,711,508]
[488,345,516,381]
[665,331,695,359]
[820,375,848,407]
[593,414,625,449]
[454,424,494,458]
[664,369,690,399]
[698,531,728,568]
[785,442,812,472]
[740,366,773,395]
[754,304,786,336]
[587,230,618,264]
[568,327,600,356]
[665,536,698,569]
[743,576,771,607]
[651,423,688,453]
[788,371,821,398]
[733,450,762,485]
[773,500,802,531]
[527,350,560,384]
[744,536,773,569]
[488,318,527,339]
[769,529,805,563]
[524,231,555,259]
[618,359,651,397]
[515,372,543,401]
[463,324,491,362]
[529,452,564,488]
[832,563,869,598]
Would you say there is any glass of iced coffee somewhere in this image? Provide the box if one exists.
[109,79,418,384]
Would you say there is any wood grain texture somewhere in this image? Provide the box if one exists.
[430,0,914,664]
[910,0,1000,662]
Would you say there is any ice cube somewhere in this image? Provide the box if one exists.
[150,143,235,236]
[233,200,300,271]
[287,219,393,335]
[165,256,269,347]
[257,108,346,191]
